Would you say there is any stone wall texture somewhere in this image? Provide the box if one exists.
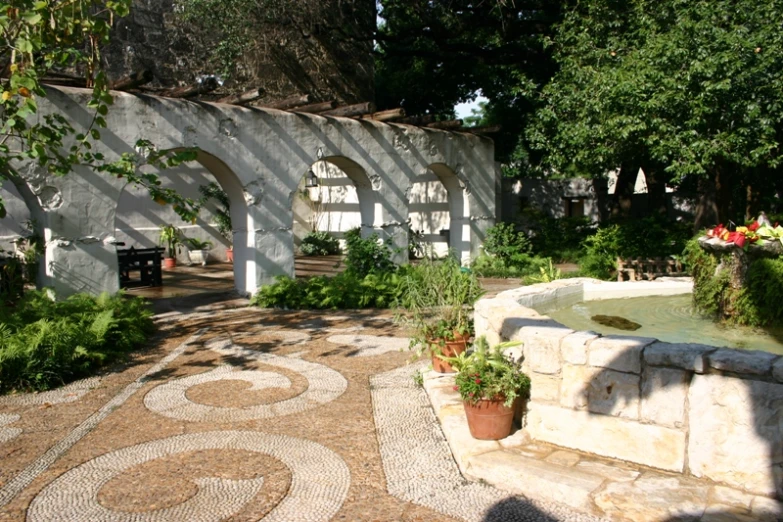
[475,279,783,499]
[103,0,375,104]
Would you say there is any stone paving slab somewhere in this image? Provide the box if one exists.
[422,369,783,522]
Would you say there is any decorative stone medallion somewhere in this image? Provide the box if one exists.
[27,431,350,522]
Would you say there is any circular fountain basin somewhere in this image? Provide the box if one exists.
[549,294,783,355]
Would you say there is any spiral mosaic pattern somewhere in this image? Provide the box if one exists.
[27,431,350,522]
[143,337,347,422]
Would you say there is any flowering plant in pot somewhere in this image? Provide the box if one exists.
[443,336,530,440]
[395,257,484,373]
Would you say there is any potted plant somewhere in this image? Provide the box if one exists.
[198,182,233,262]
[397,257,484,373]
[443,336,531,440]
[159,224,183,269]
[184,237,214,266]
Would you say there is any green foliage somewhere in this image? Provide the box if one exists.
[581,219,693,280]
[523,259,563,285]
[736,259,783,326]
[470,252,548,279]
[343,227,395,278]
[0,290,153,394]
[184,237,213,250]
[0,2,202,223]
[471,222,549,278]
[483,223,532,261]
[251,270,408,310]
[159,225,183,258]
[300,231,341,256]
[445,336,531,407]
[530,0,783,184]
[527,214,595,263]
[683,238,728,318]
[376,1,560,164]
[396,257,484,354]
[198,182,232,245]
[686,238,783,326]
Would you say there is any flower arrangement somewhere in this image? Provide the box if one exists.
[444,336,531,407]
[706,212,783,249]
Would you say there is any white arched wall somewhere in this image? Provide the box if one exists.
[423,163,470,263]
[292,157,374,251]
[20,87,497,297]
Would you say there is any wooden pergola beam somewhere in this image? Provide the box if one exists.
[320,102,376,118]
[292,101,337,113]
[462,124,502,134]
[426,119,463,130]
[396,114,435,126]
[361,108,405,122]
[162,77,220,99]
[218,87,266,105]
[259,94,312,110]
[110,70,153,91]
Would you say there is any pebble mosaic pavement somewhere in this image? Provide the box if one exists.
[0,307,602,521]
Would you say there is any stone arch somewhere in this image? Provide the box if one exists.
[113,150,255,295]
[410,163,471,262]
[0,174,47,285]
[290,156,376,245]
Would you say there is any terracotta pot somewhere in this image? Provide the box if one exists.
[463,397,518,440]
[162,257,176,270]
[226,248,234,263]
[430,332,469,373]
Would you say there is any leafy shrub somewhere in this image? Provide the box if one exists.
[581,218,693,280]
[528,215,595,263]
[0,291,154,393]
[470,251,548,278]
[483,223,532,261]
[252,270,409,310]
[300,231,341,256]
[344,227,395,277]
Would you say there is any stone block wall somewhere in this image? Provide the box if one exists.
[475,279,783,499]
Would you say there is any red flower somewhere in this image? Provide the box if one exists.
[469,392,474,397]
[748,220,761,232]
[475,378,481,384]
[453,386,459,391]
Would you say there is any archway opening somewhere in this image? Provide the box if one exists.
[409,164,470,262]
[292,157,374,277]
[113,151,250,300]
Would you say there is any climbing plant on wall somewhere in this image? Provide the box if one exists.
[0,0,200,222]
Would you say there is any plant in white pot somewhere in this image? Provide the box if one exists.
[185,237,214,266]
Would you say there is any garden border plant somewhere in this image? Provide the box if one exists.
[0,290,154,394]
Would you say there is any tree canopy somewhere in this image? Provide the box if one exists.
[528,0,783,219]
[375,0,562,163]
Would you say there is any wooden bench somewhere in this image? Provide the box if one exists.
[616,257,687,281]
[117,247,164,289]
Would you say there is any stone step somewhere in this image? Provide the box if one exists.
[422,369,783,522]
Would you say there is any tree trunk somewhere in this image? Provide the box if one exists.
[694,174,719,232]
[644,165,669,217]
[610,162,638,219]
[591,177,609,222]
